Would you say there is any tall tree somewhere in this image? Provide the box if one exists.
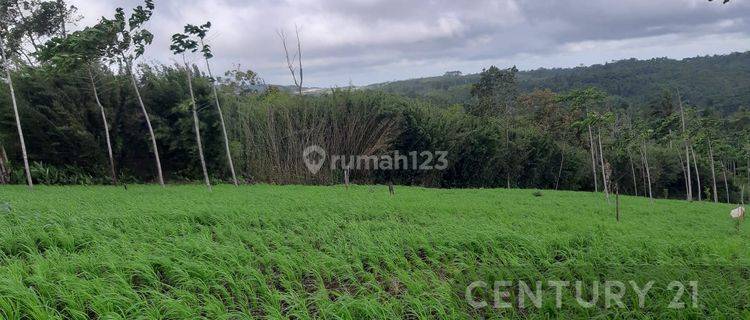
[639,129,655,200]
[708,138,719,203]
[590,111,615,201]
[184,21,239,186]
[171,30,211,190]
[691,146,702,201]
[0,0,78,65]
[695,113,722,203]
[559,87,607,193]
[470,65,520,187]
[104,1,164,186]
[0,143,7,184]
[0,17,33,187]
[277,26,303,95]
[676,90,693,201]
[38,18,121,185]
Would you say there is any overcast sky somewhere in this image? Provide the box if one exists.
[68,0,750,87]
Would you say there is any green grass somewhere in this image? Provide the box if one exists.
[0,184,747,319]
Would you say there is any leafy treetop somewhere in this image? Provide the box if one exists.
[172,21,213,59]
[101,0,154,64]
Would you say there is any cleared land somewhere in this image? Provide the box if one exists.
[0,185,747,319]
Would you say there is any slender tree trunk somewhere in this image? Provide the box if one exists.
[127,62,164,186]
[505,125,511,189]
[597,129,609,201]
[555,147,565,190]
[0,144,8,183]
[588,125,599,192]
[183,59,211,191]
[677,91,692,201]
[708,138,718,203]
[201,46,238,186]
[56,0,67,36]
[629,154,638,196]
[678,155,688,199]
[669,129,673,149]
[0,144,7,166]
[691,146,701,201]
[0,36,32,188]
[722,161,730,204]
[0,143,6,184]
[640,150,648,197]
[296,26,303,96]
[642,141,653,200]
[87,67,117,185]
[13,1,40,55]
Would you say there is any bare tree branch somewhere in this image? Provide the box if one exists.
[295,24,303,95]
[278,27,303,95]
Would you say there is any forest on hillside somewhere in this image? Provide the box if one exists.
[0,0,748,203]
[367,52,750,114]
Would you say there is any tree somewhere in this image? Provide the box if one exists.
[676,90,693,201]
[586,111,615,201]
[0,14,33,187]
[171,29,211,190]
[639,128,655,200]
[470,65,520,187]
[104,0,164,186]
[469,66,518,118]
[693,112,723,203]
[691,146,702,201]
[38,18,121,185]
[618,112,643,197]
[0,142,8,184]
[184,21,239,186]
[222,66,262,95]
[278,26,303,95]
[559,87,607,193]
[0,0,78,65]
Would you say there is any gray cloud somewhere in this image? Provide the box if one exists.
[68,0,750,87]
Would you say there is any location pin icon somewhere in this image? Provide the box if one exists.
[303,145,326,175]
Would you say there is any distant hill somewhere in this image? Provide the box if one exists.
[364,51,750,113]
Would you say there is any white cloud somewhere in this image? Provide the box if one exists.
[66,0,750,87]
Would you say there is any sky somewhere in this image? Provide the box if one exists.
[67,0,750,87]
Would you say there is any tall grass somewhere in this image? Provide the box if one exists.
[225,91,402,184]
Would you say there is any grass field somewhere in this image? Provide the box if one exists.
[0,184,747,319]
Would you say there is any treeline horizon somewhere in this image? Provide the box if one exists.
[0,0,747,204]
[368,51,750,115]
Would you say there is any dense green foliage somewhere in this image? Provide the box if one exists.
[0,185,745,318]
[367,52,750,114]
[0,1,747,203]
[0,62,748,201]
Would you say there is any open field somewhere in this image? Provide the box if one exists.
[0,185,747,319]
